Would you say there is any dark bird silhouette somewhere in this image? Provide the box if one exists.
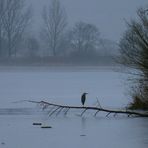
[81,93,88,106]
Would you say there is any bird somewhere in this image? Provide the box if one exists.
[81,93,88,106]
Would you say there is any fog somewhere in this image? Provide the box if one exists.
[0,0,147,65]
[29,0,148,41]
[1,1,148,148]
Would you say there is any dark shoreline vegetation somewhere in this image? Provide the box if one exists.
[0,56,116,66]
[119,7,148,110]
[128,96,148,110]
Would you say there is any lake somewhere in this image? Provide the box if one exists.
[0,66,148,148]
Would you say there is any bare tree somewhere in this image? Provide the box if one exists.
[1,0,32,57]
[42,0,67,56]
[0,0,5,56]
[119,7,148,109]
[26,37,40,57]
[68,22,100,57]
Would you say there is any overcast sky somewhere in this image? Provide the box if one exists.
[28,0,148,42]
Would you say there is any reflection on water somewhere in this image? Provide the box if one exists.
[80,117,86,137]
[81,117,86,129]
[137,118,148,146]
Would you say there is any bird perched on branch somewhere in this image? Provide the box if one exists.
[81,93,88,106]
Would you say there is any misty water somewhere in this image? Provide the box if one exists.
[0,66,148,148]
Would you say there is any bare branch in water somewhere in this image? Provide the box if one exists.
[27,100,148,117]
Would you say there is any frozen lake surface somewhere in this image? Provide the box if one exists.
[0,66,148,148]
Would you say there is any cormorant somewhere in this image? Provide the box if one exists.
[81,93,88,106]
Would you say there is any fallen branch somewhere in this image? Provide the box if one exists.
[28,100,148,117]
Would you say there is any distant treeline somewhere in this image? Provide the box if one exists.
[0,0,118,65]
[0,55,116,66]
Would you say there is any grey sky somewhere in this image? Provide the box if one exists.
[28,0,148,42]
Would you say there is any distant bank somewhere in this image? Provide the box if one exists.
[0,56,117,67]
